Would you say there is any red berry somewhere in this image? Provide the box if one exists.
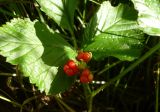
[81,68,90,76]
[65,69,74,76]
[67,60,77,69]
[63,60,79,76]
[80,75,88,83]
[80,68,93,83]
[82,52,92,62]
[63,64,69,71]
[88,74,93,82]
[76,51,92,62]
[76,51,84,61]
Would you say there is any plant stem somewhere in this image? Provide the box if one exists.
[0,73,16,76]
[70,30,78,49]
[83,84,93,112]
[89,0,101,5]
[155,64,159,112]
[54,95,76,112]
[20,95,40,112]
[0,95,22,108]
[98,61,122,75]
[34,2,45,23]
[20,0,29,17]
[88,94,93,112]
[57,100,66,112]
[93,42,160,97]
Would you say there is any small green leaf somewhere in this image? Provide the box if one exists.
[0,18,77,94]
[132,0,160,36]
[81,16,97,47]
[36,0,77,30]
[83,1,144,61]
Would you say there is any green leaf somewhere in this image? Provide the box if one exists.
[81,15,97,47]
[49,66,76,94]
[36,0,77,30]
[0,18,77,94]
[83,1,144,61]
[132,0,160,36]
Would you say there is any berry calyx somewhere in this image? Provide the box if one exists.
[78,61,87,70]
[77,51,92,62]
[63,60,79,76]
[80,68,93,83]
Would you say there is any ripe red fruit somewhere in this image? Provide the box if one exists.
[67,60,77,69]
[88,74,93,81]
[76,51,92,62]
[82,52,92,62]
[80,68,93,83]
[81,68,90,76]
[80,75,88,83]
[76,52,84,61]
[63,60,79,76]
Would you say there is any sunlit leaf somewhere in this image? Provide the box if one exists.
[83,1,144,61]
[132,0,160,36]
[36,0,77,30]
[0,18,76,94]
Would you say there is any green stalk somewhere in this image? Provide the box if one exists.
[0,95,22,108]
[97,61,122,75]
[89,0,101,5]
[93,42,160,97]
[0,8,17,17]
[34,3,45,23]
[57,100,66,112]
[54,95,76,112]
[83,84,93,112]
[88,94,93,112]
[70,30,78,49]
[20,95,40,112]
[82,0,87,20]
[0,89,16,102]
[155,64,159,112]
[20,0,29,17]
[0,73,16,76]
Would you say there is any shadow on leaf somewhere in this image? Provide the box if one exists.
[34,21,76,94]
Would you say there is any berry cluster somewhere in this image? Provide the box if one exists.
[80,68,93,83]
[63,51,93,83]
[63,60,79,76]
